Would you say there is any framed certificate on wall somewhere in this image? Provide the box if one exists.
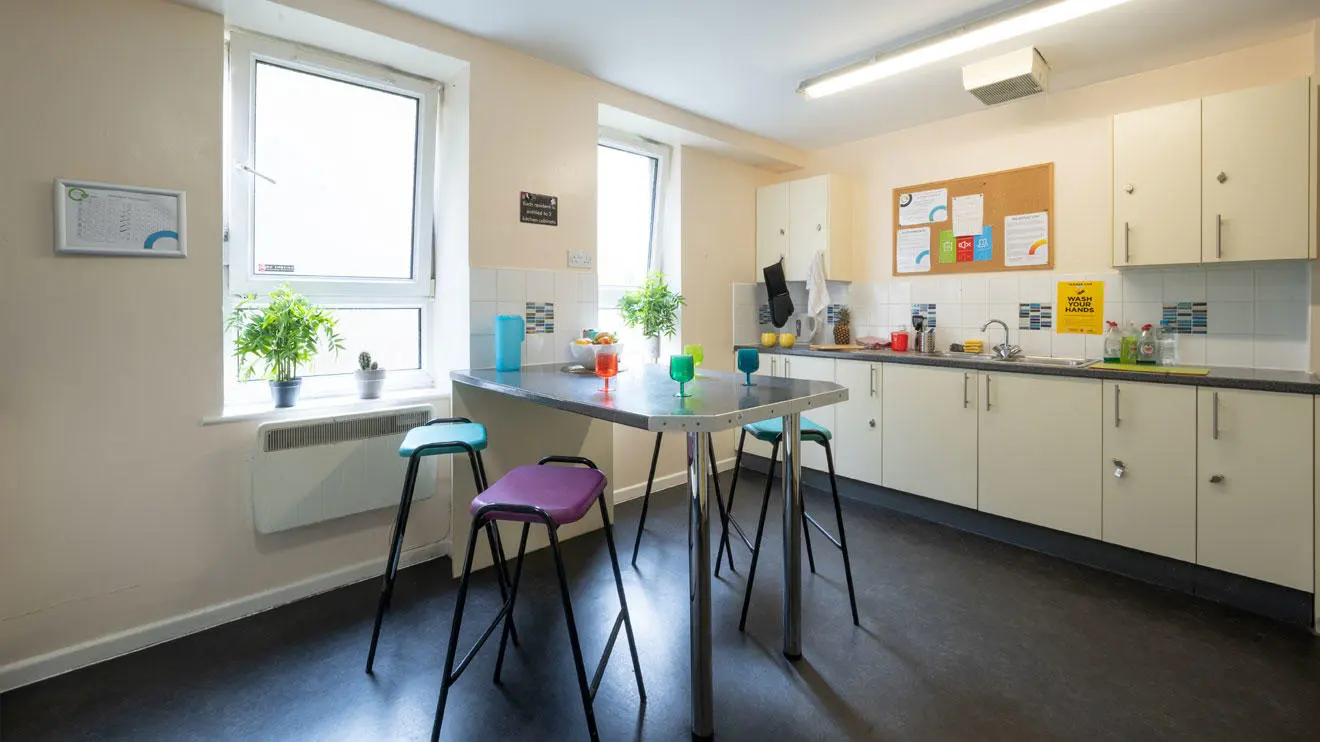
[54,178,187,258]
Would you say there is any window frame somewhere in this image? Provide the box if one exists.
[227,30,438,299]
[596,129,669,279]
[223,31,440,405]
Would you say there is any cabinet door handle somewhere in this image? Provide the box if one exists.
[779,228,785,236]
[963,372,970,409]
[868,419,876,428]
[784,359,791,376]
[1123,221,1130,264]
[1209,474,1225,484]
[869,366,878,397]
[816,224,822,232]
[1215,214,1223,259]
[984,375,992,411]
[1212,392,1220,440]
[1113,384,1121,428]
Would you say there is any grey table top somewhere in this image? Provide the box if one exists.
[452,363,848,432]
[741,345,1320,395]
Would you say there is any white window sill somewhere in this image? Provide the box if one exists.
[203,382,452,426]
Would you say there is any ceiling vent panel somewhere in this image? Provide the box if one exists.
[963,47,1049,106]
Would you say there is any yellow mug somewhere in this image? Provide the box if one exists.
[778,333,796,348]
[761,332,778,347]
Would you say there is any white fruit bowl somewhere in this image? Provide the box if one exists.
[568,342,624,365]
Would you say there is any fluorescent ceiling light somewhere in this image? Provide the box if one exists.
[799,0,1137,99]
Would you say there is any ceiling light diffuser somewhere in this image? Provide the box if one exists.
[799,0,1137,99]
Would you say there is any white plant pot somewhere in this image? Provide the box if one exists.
[355,368,386,399]
[645,336,661,365]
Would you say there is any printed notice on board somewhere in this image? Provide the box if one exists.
[1004,212,1049,267]
[951,194,983,237]
[1056,280,1105,335]
[896,227,931,274]
[897,188,948,227]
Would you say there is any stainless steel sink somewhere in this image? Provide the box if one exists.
[1005,355,1096,368]
[935,351,1095,368]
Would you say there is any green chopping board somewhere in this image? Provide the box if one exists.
[1091,362,1210,376]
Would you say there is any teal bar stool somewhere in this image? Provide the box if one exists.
[719,416,859,630]
[365,417,519,673]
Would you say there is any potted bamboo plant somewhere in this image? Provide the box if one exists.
[226,284,344,408]
[618,272,685,364]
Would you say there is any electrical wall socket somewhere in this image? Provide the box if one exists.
[567,250,593,269]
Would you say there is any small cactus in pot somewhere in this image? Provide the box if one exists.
[355,351,386,399]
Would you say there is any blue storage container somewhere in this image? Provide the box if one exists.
[494,314,525,371]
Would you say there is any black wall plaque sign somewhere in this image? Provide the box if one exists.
[519,192,558,226]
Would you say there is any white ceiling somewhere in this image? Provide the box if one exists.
[375,0,1319,150]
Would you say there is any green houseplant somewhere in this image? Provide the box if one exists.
[226,283,344,408]
[618,272,685,364]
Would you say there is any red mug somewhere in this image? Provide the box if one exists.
[890,331,909,352]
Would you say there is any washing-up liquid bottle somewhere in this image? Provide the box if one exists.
[1137,324,1158,365]
[1119,323,1139,364]
[1103,321,1121,363]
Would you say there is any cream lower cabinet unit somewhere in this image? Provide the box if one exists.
[881,364,979,509]
[780,356,836,473]
[978,373,1103,538]
[1101,382,1197,562]
[744,355,838,471]
[833,360,882,484]
[1197,389,1314,591]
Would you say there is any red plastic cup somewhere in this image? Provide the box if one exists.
[890,331,909,352]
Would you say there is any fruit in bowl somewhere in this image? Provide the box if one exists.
[569,338,623,364]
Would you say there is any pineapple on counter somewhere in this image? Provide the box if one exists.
[833,307,851,345]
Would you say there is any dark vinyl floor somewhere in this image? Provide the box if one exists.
[4,471,1320,741]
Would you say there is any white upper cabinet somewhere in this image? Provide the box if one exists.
[755,182,789,274]
[1202,77,1312,263]
[756,175,852,282]
[1111,77,1315,267]
[1113,99,1202,267]
[833,360,882,485]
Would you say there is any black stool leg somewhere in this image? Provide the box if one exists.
[366,454,421,673]
[483,522,520,647]
[469,451,519,647]
[493,523,531,684]
[802,508,818,575]
[823,442,860,626]
[548,525,600,741]
[431,517,484,741]
[598,495,647,700]
[630,432,663,565]
[708,434,735,573]
[715,429,747,577]
[738,441,778,632]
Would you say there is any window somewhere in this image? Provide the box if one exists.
[225,32,439,402]
[596,134,668,350]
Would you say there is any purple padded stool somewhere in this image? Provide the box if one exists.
[432,456,646,742]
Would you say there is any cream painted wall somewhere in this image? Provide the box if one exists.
[0,0,453,681]
[803,33,1317,283]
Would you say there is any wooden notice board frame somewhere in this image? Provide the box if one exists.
[891,163,1054,276]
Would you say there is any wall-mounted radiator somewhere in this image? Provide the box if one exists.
[250,405,437,533]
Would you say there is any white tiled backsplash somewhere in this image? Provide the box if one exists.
[735,265,1312,370]
[470,268,598,368]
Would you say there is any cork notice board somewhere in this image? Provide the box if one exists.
[891,163,1054,276]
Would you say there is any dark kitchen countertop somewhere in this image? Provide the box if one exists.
[737,344,1320,395]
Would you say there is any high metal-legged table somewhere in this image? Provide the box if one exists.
[451,364,845,739]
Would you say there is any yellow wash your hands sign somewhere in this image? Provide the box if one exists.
[1056,280,1104,335]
